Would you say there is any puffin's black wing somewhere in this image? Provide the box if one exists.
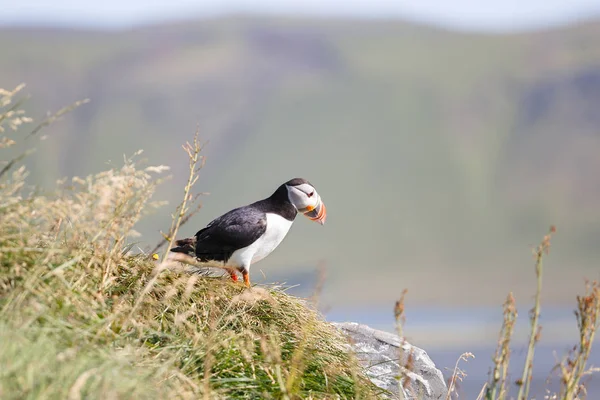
[191,206,267,262]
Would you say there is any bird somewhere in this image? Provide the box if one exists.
[169,178,326,287]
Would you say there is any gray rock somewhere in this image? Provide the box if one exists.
[332,322,447,400]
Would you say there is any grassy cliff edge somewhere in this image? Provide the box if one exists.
[0,85,380,399]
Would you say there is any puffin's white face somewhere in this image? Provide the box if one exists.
[286,183,327,225]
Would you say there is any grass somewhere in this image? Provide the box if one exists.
[484,226,599,400]
[485,292,517,400]
[0,85,380,400]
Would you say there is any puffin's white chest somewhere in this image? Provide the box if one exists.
[229,213,293,268]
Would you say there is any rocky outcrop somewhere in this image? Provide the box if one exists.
[332,322,447,400]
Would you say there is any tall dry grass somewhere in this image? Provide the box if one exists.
[0,84,379,399]
[393,226,599,400]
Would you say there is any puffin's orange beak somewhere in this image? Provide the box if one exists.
[303,201,326,225]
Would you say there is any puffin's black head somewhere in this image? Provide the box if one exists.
[282,178,327,225]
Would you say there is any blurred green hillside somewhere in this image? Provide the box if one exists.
[2,17,600,307]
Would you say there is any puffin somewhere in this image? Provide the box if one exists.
[170,178,326,287]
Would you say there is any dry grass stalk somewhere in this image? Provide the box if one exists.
[555,280,600,400]
[517,225,556,400]
[486,292,518,400]
[476,383,489,400]
[394,289,408,340]
[126,129,203,324]
[158,127,205,260]
[445,352,475,400]
[1,84,89,179]
[394,289,420,400]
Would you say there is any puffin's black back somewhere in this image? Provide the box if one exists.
[170,181,298,262]
[191,207,267,261]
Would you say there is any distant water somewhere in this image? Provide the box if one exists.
[324,306,600,399]
[424,345,599,399]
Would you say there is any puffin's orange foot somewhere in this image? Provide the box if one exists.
[227,268,238,282]
[242,270,251,288]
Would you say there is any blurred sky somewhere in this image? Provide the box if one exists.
[2,0,600,32]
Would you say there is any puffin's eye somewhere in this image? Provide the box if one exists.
[307,191,314,198]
